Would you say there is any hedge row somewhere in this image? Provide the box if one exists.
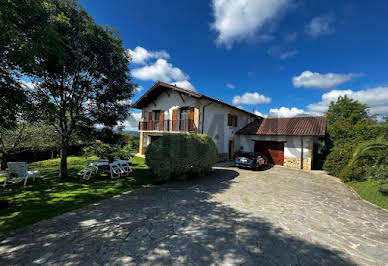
[145,134,217,181]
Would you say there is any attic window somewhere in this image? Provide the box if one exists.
[228,114,238,127]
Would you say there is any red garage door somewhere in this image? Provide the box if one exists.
[254,141,284,166]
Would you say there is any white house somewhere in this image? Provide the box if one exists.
[132,81,326,170]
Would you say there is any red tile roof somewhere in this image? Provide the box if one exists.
[237,116,326,136]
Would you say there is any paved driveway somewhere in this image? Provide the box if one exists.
[1,166,387,265]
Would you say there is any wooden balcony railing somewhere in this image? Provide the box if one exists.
[139,119,196,132]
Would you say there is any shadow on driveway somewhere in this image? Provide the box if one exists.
[0,169,356,265]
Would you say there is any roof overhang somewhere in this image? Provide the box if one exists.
[132,81,259,118]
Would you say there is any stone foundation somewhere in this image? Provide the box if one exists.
[284,157,312,170]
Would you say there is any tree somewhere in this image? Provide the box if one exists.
[28,0,134,178]
[326,96,369,127]
[0,123,55,169]
[323,96,379,179]
[0,124,30,169]
[0,0,49,129]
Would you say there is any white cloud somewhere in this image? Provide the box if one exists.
[279,50,298,60]
[135,85,143,93]
[131,47,196,91]
[127,46,170,64]
[120,112,142,131]
[172,80,196,91]
[267,107,309,117]
[254,110,267,118]
[226,83,235,89]
[232,92,271,105]
[307,87,388,117]
[268,47,298,60]
[211,0,291,48]
[305,14,335,38]
[253,107,319,118]
[293,70,360,89]
[20,80,37,89]
[132,59,187,82]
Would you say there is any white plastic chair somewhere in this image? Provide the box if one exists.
[109,164,122,179]
[78,165,98,180]
[117,161,132,177]
[3,162,40,187]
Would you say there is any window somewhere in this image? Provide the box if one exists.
[154,110,161,121]
[228,114,238,127]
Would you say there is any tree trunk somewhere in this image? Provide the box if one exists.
[60,146,68,179]
[0,153,7,170]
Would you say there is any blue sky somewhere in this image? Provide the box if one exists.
[81,0,388,127]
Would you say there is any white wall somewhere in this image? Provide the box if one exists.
[201,101,255,153]
[142,90,196,120]
[236,135,311,159]
[140,89,257,154]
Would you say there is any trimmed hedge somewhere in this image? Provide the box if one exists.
[145,134,217,181]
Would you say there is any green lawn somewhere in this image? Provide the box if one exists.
[349,180,388,210]
[0,156,152,233]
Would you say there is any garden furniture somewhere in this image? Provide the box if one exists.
[114,160,132,176]
[3,162,40,187]
[79,165,99,180]
[79,160,132,180]
[109,163,122,179]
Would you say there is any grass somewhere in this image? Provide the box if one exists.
[0,156,152,233]
[349,180,388,210]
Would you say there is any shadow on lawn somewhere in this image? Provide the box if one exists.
[0,167,152,233]
[0,169,356,265]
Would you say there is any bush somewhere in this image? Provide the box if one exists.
[367,165,388,192]
[145,134,217,182]
[323,143,353,178]
[339,164,366,182]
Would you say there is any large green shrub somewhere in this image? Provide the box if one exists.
[323,96,379,180]
[145,134,217,181]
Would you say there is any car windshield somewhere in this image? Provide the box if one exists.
[238,152,260,158]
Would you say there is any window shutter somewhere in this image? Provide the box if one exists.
[159,111,164,131]
[228,114,231,126]
[234,116,238,127]
[172,109,178,131]
[188,107,195,131]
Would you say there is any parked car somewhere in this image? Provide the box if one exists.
[235,152,267,170]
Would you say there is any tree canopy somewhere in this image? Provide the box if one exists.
[324,96,380,181]
[2,0,135,178]
[326,96,370,127]
[0,0,48,129]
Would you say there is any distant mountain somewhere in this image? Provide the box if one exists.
[121,130,140,138]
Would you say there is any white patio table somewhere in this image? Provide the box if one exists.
[88,160,130,174]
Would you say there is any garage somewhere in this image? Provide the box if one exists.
[236,116,327,170]
[254,141,284,166]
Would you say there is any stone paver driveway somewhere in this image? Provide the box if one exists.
[1,166,388,265]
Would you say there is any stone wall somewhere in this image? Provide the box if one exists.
[284,157,312,170]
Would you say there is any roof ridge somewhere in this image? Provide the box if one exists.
[133,81,259,117]
[263,115,326,120]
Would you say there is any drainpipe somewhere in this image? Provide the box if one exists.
[301,137,304,170]
[201,102,213,134]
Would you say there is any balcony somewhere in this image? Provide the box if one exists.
[139,119,196,132]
